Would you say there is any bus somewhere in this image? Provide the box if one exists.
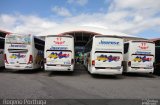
[84,35,124,75]
[123,40,155,73]
[4,34,44,70]
[44,35,74,71]
[150,39,160,74]
[0,37,5,68]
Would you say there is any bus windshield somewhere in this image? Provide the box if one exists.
[6,35,31,44]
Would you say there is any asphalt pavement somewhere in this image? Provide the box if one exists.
[0,64,160,104]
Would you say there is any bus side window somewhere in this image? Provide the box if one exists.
[124,43,129,54]
[155,40,160,64]
[155,40,160,46]
[34,38,44,50]
[84,39,92,53]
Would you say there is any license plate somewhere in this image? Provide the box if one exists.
[15,65,20,67]
[56,65,61,67]
[10,62,14,64]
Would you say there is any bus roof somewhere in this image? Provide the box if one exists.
[126,40,154,43]
[148,38,160,42]
[94,35,123,39]
[46,34,73,38]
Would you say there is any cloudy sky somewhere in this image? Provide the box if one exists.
[0,0,160,38]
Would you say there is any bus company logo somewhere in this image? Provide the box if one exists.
[138,42,148,49]
[96,55,120,62]
[10,44,26,48]
[135,51,151,55]
[48,51,70,59]
[133,56,152,62]
[10,53,26,59]
[54,37,65,45]
[50,47,67,50]
[99,40,119,45]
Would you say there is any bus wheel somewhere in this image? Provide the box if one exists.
[87,64,89,71]
[87,65,91,74]
[40,62,44,70]
[41,65,44,70]
[70,71,74,75]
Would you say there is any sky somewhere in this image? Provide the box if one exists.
[0,0,160,38]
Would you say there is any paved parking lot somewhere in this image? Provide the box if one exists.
[0,64,160,100]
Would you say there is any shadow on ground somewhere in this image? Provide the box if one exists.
[47,64,125,79]
[48,64,87,77]
[90,74,124,79]
[48,71,74,77]
[123,72,156,78]
[8,69,43,74]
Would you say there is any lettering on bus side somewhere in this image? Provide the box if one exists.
[9,44,27,48]
[99,40,119,45]
[50,47,68,50]
[35,51,44,64]
[135,51,151,55]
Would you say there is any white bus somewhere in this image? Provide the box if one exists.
[0,37,5,68]
[5,34,44,70]
[44,35,74,71]
[123,40,155,73]
[84,35,124,75]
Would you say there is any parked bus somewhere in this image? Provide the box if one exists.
[4,34,44,70]
[123,40,155,73]
[84,35,124,75]
[150,39,160,74]
[44,35,74,71]
[0,37,5,68]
